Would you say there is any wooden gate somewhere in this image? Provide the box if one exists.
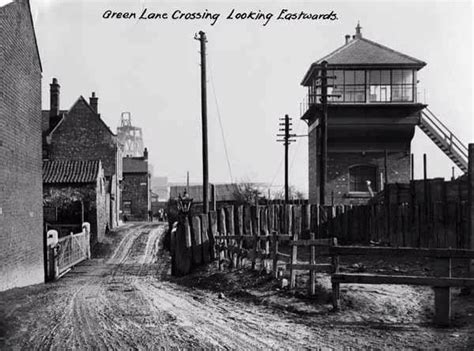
[57,231,90,275]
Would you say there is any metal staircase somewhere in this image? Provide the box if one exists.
[418,108,468,173]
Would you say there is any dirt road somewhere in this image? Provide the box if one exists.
[1,223,473,350]
[0,223,330,350]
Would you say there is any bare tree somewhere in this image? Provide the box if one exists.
[233,181,264,205]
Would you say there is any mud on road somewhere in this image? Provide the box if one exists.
[1,223,473,350]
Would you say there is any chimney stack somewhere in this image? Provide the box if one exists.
[89,92,98,113]
[355,21,362,39]
[345,34,350,44]
[50,78,60,117]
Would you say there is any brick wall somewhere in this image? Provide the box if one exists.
[308,122,410,205]
[122,173,150,221]
[0,0,44,291]
[49,98,117,177]
[326,151,410,205]
[47,97,120,228]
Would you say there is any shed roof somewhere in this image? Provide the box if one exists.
[43,160,101,184]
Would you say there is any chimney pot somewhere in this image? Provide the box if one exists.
[89,92,98,113]
[50,78,60,118]
[144,147,148,160]
[345,34,350,44]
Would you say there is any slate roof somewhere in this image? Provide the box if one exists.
[302,32,426,86]
[43,160,101,184]
[123,157,149,173]
[316,37,426,67]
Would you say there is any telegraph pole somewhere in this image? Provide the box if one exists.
[277,115,296,203]
[195,31,209,213]
[320,61,328,206]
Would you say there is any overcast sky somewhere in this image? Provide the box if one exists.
[28,0,472,195]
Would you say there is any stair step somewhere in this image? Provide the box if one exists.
[419,112,468,173]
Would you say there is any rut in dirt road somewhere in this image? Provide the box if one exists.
[2,223,332,350]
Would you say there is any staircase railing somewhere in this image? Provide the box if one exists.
[420,108,468,172]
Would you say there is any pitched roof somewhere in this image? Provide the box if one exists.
[302,34,426,86]
[123,157,149,173]
[42,110,68,133]
[43,160,101,184]
[317,37,425,67]
[45,96,116,138]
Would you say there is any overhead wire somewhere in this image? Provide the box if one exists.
[207,52,234,183]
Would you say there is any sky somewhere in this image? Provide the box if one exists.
[27,0,472,195]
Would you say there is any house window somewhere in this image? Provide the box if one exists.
[349,165,377,193]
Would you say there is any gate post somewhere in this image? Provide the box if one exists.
[46,230,59,281]
[82,222,91,259]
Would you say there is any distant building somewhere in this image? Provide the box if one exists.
[122,149,151,221]
[169,183,239,203]
[42,80,122,230]
[151,176,169,200]
[0,0,44,291]
[301,24,426,205]
[42,160,107,245]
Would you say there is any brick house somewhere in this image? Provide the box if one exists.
[43,160,107,245]
[122,149,150,221]
[0,0,44,291]
[301,24,426,205]
[42,80,122,230]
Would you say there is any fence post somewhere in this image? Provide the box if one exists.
[469,144,474,283]
[434,258,452,326]
[309,232,316,295]
[191,215,202,266]
[331,237,340,310]
[208,211,218,261]
[272,230,279,278]
[225,206,235,268]
[170,222,177,275]
[290,230,298,289]
[251,206,260,270]
[218,207,227,267]
[200,213,210,264]
[235,206,244,268]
